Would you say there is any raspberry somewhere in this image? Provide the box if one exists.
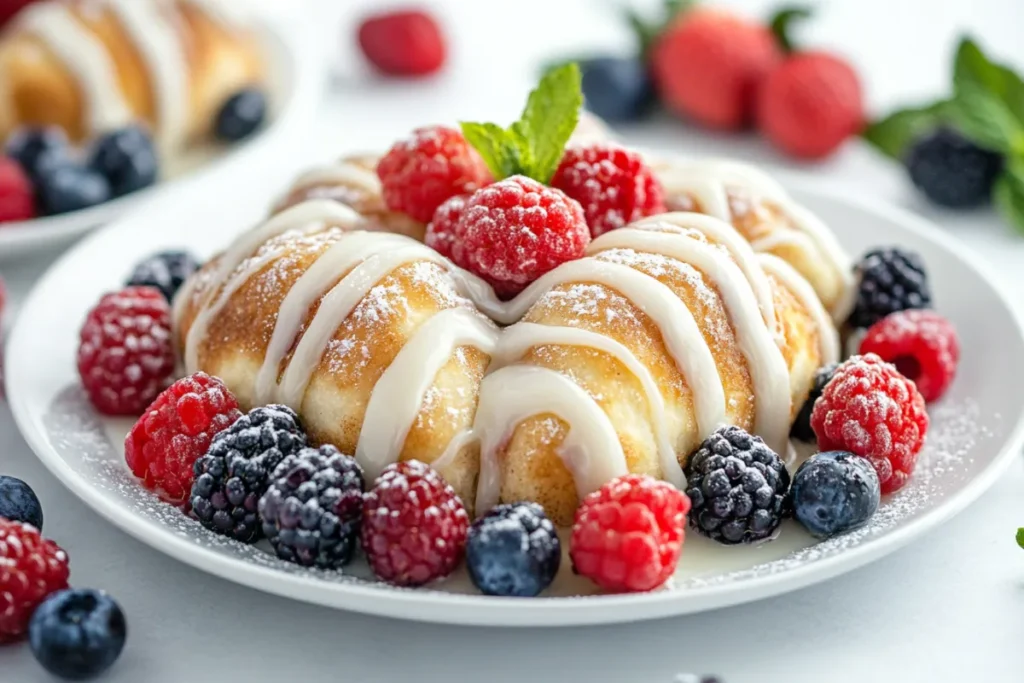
[77,286,176,416]
[357,9,447,77]
[424,193,469,259]
[905,128,1003,208]
[570,474,690,593]
[0,520,70,643]
[376,126,491,223]
[124,373,241,505]
[810,354,929,495]
[859,310,960,403]
[449,176,590,298]
[0,156,36,223]
[550,144,666,237]
[361,460,469,587]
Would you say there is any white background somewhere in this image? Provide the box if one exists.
[4,0,1024,680]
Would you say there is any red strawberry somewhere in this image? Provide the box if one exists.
[651,9,781,130]
[757,51,864,159]
[357,9,447,77]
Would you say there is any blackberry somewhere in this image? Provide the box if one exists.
[190,405,306,543]
[259,445,365,569]
[88,125,159,197]
[791,451,880,539]
[684,426,790,545]
[466,502,560,597]
[905,128,1003,208]
[127,250,200,303]
[850,247,932,329]
[790,363,838,442]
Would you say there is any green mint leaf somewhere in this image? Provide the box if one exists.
[460,121,521,179]
[949,82,1024,153]
[862,100,952,160]
[517,63,582,184]
[626,8,661,59]
[953,36,1024,125]
[994,159,1024,236]
[769,6,813,54]
[1017,527,1024,549]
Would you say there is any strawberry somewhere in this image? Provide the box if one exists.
[651,8,781,130]
[357,9,447,77]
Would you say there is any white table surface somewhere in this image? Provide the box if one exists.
[4,1,1024,681]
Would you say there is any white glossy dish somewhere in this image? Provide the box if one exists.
[7,170,1024,627]
[0,5,323,259]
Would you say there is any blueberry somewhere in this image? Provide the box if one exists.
[5,127,71,181]
[791,451,880,539]
[37,165,111,216]
[214,89,268,142]
[905,128,1003,208]
[127,250,199,302]
[466,502,560,597]
[88,126,159,198]
[580,56,654,123]
[0,475,43,529]
[29,589,127,681]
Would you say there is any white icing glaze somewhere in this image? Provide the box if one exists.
[105,0,189,150]
[356,307,499,481]
[183,0,251,27]
[18,3,133,133]
[293,163,382,195]
[473,365,630,513]
[758,253,840,367]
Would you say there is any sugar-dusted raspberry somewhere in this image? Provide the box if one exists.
[361,460,469,587]
[0,520,70,643]
[0,156,36,223]
[376,126,491,223]
[570,474,690,593]
[450,176,590,298]
[424,193,469,259]
[859,310,960,403]
[811,354,929,495]
[550,144,666,237]
[124,372,241,505]
[77,286,176,416]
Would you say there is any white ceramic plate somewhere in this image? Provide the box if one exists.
[0,5,323,259]
[7,171,1024,627]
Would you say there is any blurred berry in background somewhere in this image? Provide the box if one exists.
[358,8,447,77]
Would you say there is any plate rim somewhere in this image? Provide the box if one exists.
[0,3,324,257]
[7,176,1024,627]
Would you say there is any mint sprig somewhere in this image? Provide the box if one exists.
[1017,527,1024,549]
[862,100,953,161]
[768,6,813,54]
[627,0,694,60]
[460,63,583,185]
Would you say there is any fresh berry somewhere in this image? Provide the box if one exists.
[684,426,790,545]
[377,126,491,223]
[0,475,43,529]
[859,309,960,403]
[0,0,38,29]
[126,250,200,303]
[77,286,175,416]
[191,405,307,542]
[651,9,781,129]
[361,460,469,587]
[0,520,69,643]
[757,52,865,159]
[791,363,838,442]
[550,144,666,237]
[811,354,929,495]
[466,502,561,597]
[850,247,932,329]
[88,126,158,197]
[791,451,880,538]
[448,176,589,298]
[579,57,654,123]
[37,164,111,216]
[905,128,1003,208]
[570,474,689,592]
[124,373,241,504]
[0,156,36,222]
[357,10,447,77]
[259,445,365,568]
[5,127,69,182]
[214,89,268,142]
[29,589,126,680]
[424,193,469,259]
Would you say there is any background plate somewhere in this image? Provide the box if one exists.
[7,169,1024,626]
